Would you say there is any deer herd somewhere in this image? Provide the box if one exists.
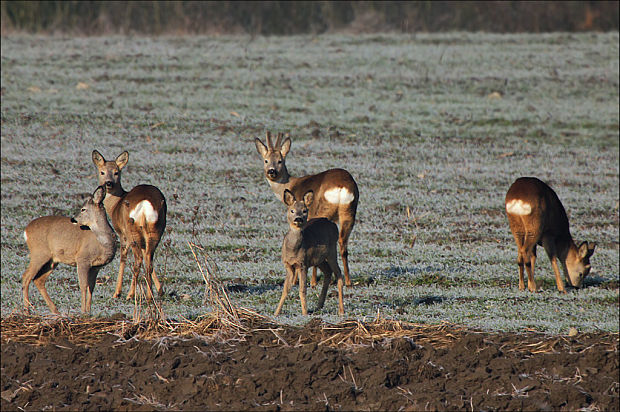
[21,132,596,317]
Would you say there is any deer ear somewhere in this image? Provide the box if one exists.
[280,137,291,157]
[254,138,268,157]
[578,242,590,259]
[92,150,105,167]
[587,242,596,257]
[303,190,314,207]
[115,151,129,169]
[93,186,105,204]
[283,189,295,206]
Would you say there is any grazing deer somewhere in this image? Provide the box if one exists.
[22,186,116,314]
[255,132,358,287]
[505,177,596,293]
[275,189,344,316]
[91,150,167,301]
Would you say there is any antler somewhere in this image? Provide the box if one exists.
[266,131,273,150]
[274,132,283,149]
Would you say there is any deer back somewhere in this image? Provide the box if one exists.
[505,177,570,239]
[112,184,167,236]
[291,169,358,221]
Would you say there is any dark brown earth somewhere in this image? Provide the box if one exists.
[1,317,618,411]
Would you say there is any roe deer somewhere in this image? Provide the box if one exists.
[92,150,167,300]
[274,189,345,316]
[22,186,116,314]
[255,132,358,287]
[505,177,596,292]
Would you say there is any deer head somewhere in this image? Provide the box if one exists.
[255,132,291,182]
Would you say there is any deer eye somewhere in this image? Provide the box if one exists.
[81,208,86,212]
[264,160,268,163]
[278,160,282,164]
[100,171,104,175]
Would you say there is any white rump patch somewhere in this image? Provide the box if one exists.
[23,231,28,242]
[324,187,355,205]
[129,200,158,223]
[506,199,532,216]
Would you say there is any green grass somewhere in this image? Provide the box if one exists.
[1,33,618,334]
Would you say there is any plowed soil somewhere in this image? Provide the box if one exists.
[1,318,618,411]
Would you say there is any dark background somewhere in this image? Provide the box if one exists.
[1,1,618,35]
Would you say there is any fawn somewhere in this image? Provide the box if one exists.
[255,132,359,287]
[505,177,596,292]
[92,150,167,300]
[275,189,345,316]
[22,186,116,314]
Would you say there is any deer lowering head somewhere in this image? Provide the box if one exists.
[505,177,596,293]
[254,132,359,288]
[22,186,116,314]
[92,150,167,301]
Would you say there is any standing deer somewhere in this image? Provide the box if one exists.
[91,150,167,301]
[22,186,116,314]
[505,177,596,292]
[255,132,358,287]
[275,189,344,316]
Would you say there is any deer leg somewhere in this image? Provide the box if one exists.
[316,262,332,312]
[542,236,566,293]
[517,252,526,291]
[141,248,155,300]
[298,267,308,316]
[275,265,295,316]
[32,262,59,315]
[508,216,528,291]
[338,216,355,287]
[22,257,52,312]
[113,239,129,298]
[127,242,144,301]
[310,266,318,288]
[144,235,163,296]
[85,267,100,314]
[335,267,344,316]
[77,263,90,314]
[524,244,538,292]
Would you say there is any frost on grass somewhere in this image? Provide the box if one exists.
[1,33,618,332]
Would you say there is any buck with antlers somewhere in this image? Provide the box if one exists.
[255,132,359,287]
[22,186,116,314]
[505,177,596,293]
[92,150,167,301]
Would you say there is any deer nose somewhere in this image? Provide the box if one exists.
[267,168,277,177]
[293,217,304,225]
[105,181,113,188]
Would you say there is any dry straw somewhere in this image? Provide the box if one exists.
[2,241,618,354]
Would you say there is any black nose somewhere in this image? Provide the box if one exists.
[267,169,276,177]
[105,181,113,187]
[294,217,304,224]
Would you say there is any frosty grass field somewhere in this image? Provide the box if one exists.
[1,33,618,334]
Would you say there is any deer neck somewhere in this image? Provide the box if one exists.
[267,167,297,202]
[103,186,127,215]
[556,235,576,273]
[284,225,303,252]
[90,214,118,264]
